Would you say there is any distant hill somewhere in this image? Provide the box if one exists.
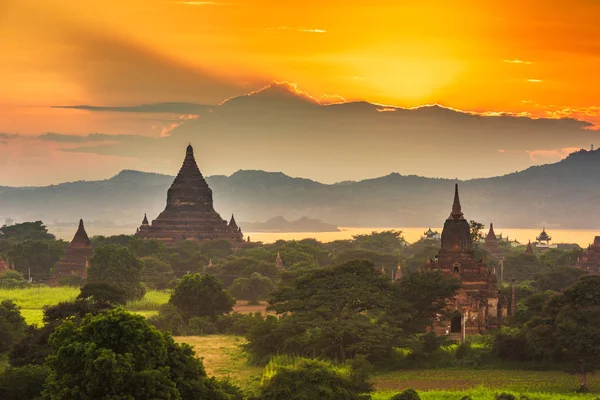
[2,148,600,230]
[240,216,340,233]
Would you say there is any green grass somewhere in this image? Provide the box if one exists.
[0,287,169,324]
[372,369,600,395]
[125,290,170,311]
[372,388,599,399]
[175,335,263,388]
[0,286,79,309]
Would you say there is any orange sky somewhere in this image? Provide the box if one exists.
[1,0,600,185]
[2,0,600,114]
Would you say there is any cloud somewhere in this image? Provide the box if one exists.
[319,94,346,105]
[0,133,19,140]
[526,79,543,83]
[261,27,327,34]
[503,59,533,64]
[160,123,182,137]
[527,147,581,163]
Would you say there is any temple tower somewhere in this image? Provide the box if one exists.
[429,184,500,338]
[136,144,244,245]
[275,251,283,269]
[54,219,93,283]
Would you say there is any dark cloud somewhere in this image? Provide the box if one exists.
[0,133,19,139]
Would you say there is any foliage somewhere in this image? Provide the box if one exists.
[78,282,129,305]
[253,357,372,400]
[0,270,29,289]
[56,274,84,287]
[43,308,240,400]
[170,273,235,320]
[141,256,175,290]
[351,230,406,254]
[148,304,187,335]
[522,275,600,391]
[229,272,275,305]
[390,389,421,400]
[0,300,27,354]
[469,220,485,242]
[87,244,146,301]
[213,257,280,287]
[0,221,55,242]
[0,365,50,400]
[533,267,588,292]
[7,240,65,282]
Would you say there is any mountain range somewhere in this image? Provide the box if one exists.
[1,148,600,231]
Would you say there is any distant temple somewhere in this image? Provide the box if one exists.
[275,251,283,269]
[53,219,93,283]
[577,236,600,274]
[136,144,244,245]
[426,184,511,340]
[525,240,534,254]
[483,223,503,258]
[423,227,441,241]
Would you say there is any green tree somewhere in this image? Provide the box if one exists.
[78,282,128,305]
[86,244,145,301]
[255,358,371,400]
[351,230,406,254]
[43,309,240,399]
[469,220,485,242]
[524,276,600,391]
[169,274,235,320]
[0,221,55,242]
[0,270,29,289]
[8,240,65,282]
[0,300,27,354]
[230,273,275,305]
[387,271,461,335]
[533,267,588,292]
[0,365,50,400]
[215,257,279,287]
[141,256,175,290]
[263,260,395,361]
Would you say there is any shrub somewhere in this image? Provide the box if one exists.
[187,317,218,335]
[253,357,372,400]
[0,365,50,400]
[57,275,84,287]
[148,304,186,335]
[495,393,516,400]
[0,270,29,289]
[169,273,235,320]
[77,282,128,305]
[390,389,421,400]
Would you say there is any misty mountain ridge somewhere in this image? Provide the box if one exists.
[2,148,600,230]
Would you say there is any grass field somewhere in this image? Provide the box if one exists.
[175,335,600,399]
[0,287,268,324]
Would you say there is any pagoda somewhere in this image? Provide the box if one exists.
[136,144,244,245]
[53,219,93,282]
[426,184,506,339]
[536,228,552,245]
[577,236,600,274]
[484,223,503,258]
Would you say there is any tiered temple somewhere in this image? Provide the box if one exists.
[577,236,600,274]
[426,184,508,339]
[53,219,93,282]
[136,144,244,245]
[484,223,503,259]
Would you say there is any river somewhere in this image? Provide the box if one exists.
[50,226,600,248]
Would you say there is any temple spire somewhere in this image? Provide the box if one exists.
[450,183,464,220]
[525,240,534,254]
[229,214,238,230]
[72,219,91,245]
[142,213,149,225]
[275,251,283,269]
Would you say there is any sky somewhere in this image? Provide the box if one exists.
[1,0,600,186]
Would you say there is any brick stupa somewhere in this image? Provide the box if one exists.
[54,219,93,281]
[136,144,244,245]
[426,184,505,338]
[577,236,600,274]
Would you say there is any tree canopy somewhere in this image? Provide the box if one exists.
[86,244,145,301]
[169,273,235,320]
